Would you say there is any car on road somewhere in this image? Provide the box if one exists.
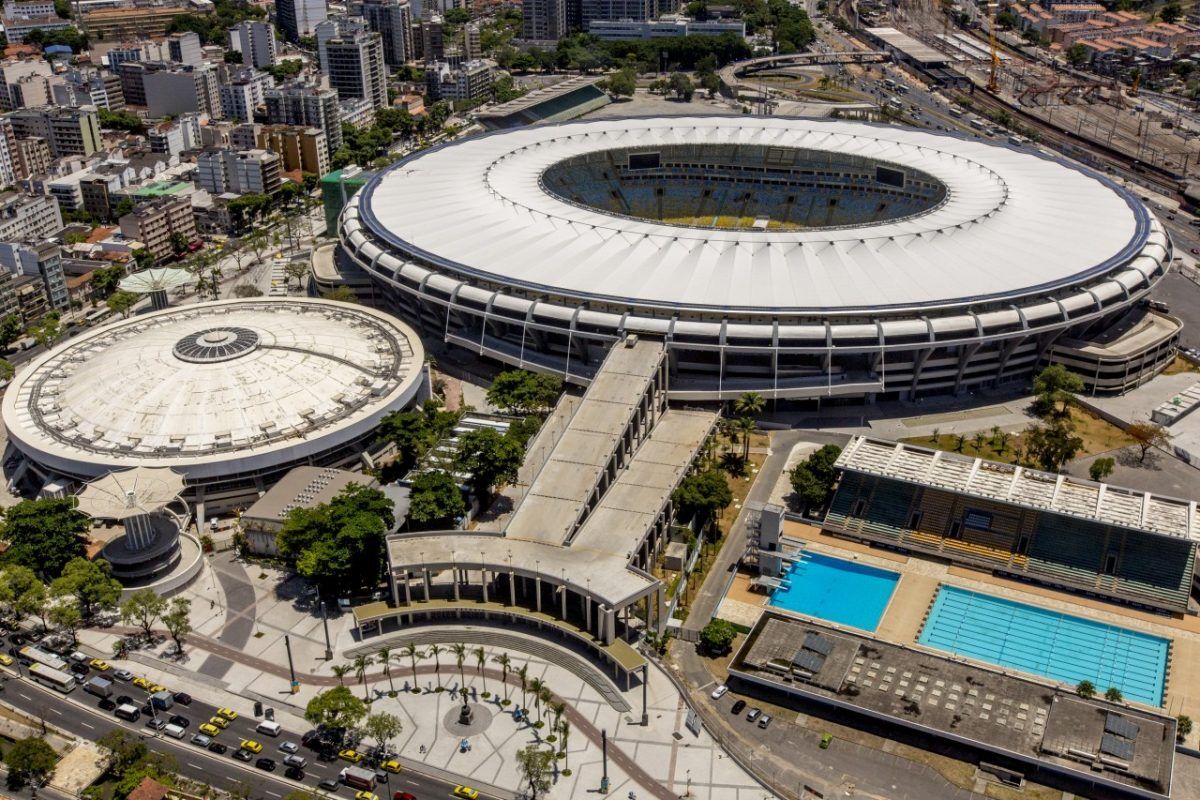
[381,759,401,774]
[318,779,340,792]
[1191,248,1199,255]
[98,699,116,711]
[148,683,167,694]
[284,766,305,780]
[730,700,746,715]
[393,793,416,800]
[339,748,363,763]
[0,654,12,667]
[746,708,762,722]
[116,695,132,706]
[207,742,228,755]
[710,684,728,700]
[173,692,192,705]
[132,677,152,690]
[145,718,166,731]
[89,659,109,671]
[354,792,380,800]
[758,714,773,729]
[69,651,87,663]
[255,757,276,771]
[199,723,221,737]
[216,707,238,721]
[113,669,133,682]
[191,734,211,747]
[278,741,299,754]
[208,716,229,729]
[240,739,263,754]
[232,748,253,762]
[453,787,479,800]
[69,662,90,675]
[169,715,189,728]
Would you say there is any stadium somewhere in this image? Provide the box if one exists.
[1,298,425,511]
[340,116,1180,402]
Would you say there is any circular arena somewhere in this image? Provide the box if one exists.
[340,116,1179,401]
[2,298,425,509]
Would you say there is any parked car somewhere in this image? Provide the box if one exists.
[207,742,228,755]
[255,757,276,771]
[169,715,189,728]
[191,734,212,747]
[730,700,746,715]
[285,766,305,780]
[98,698,116,711]
[173,692,193,705]
[758,714,772,729]
[113,670,134,682]
[710,684,728,700]
[145,718,166,731]
[318,779,340,792]
[746,708,762,722]
[232,749,253,763]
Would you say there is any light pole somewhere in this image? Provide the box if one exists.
[285,634,298,693]
[320,600,333,661]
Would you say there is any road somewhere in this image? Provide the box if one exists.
[0,670,469,800]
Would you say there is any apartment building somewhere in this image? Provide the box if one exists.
[360,0,414,66]
[251,124,329,176]
[118,194,195,260]
[7,106,101,158]
[264,82,342,156]
[323,28,387,109]
[277,0,328,42]
[143,63,222,118]
[219,67,275,123]
[230,20,278,69]
[0,240,67,312]
[195,148,282,195]
[0,192,62,243]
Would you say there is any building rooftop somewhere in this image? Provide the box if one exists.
[836,435,1200,541]
[243,466,375,525]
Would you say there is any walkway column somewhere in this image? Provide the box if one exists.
[423,568,431,601]
[453,570,460,601]
[585,594,592,633]
[508,571,516,606]
[481,568,489,604]
[602,606,615,645]
[560,584,568,619]
[403,575,412,605]
[535,575,543,612]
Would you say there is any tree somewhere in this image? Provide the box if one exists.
[605,68,636,97]
[49,557,121,618]
[516,745,555,799]
[1126,422,1169,462]
[474,646,488,694]
[493,652,512,701]
[1162,0,1183,23]
[1024,417,1083,472]
[276,484,395,596]
[672,469,733,531]
[0,358,12,382]
[0,313,22,348]
[699,618,738,655]
[668,71,694,101]
[162,596,192,653]
[131,248,154,270]
[28,312,61,350]
[1066,42,1089,67]
[788,443,843,509]
[517,663,529,711]
[1032,364,1084,417]
[5,737,57,784]
[1105,686,1123,702]
[169,231,189,255]
[402,642,423,687]
[1,498,88,580]
[733,391,765,417]
[232,284,262,297]
[106,290,139,318]
[451,642,468,691]
[559,718,571,769]
[121,589,168,640]
[1089,457,1115,482]
[90,264,126,298]
[96,729,147,776]
[0,565,42,622]
[528,677,546,724]
[332,664,353,686]
[362,711,403,748]
[322,286,358,303]
[352,653,373,700]
[1076,680,1096,698]
[284,260,309,291]
[304,685,367,729]
[408,470,465,530]
[1178,715,1193,742]
[377,646,395,693]
[485,370,563,416]
[733,415,756,460]
[428,643,443,689]
[48,600,81,645]
[454,427,525,502]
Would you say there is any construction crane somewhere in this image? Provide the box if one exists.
[987,4,1000,93]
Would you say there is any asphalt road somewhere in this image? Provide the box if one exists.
[0,671,471,800]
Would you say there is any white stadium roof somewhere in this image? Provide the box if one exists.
[2,298,424,481]
[359,116,1151,313]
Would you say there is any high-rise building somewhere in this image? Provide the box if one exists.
[148,113,203,156]
[426,58,493,101]
[196,148,282,195]
[323,28,387,110]
[51,67,124,111]
[360,0,413,67]
[0,240,67,312]
[7,105,101,158]
[420,14,444,63]
[522,0,567,41]
[143,63,221,118]
[276,0,328,42]
[464,21,481,59]
[166,31,204,65]
[219,67,275,122]
[0,118,17,188]
[0,57,55,111]
[250,124,329,176]
[11,136,50,180]
[118,195,195,261]
[264,82,342,157]
[580,0,652,25]
[0,192,60,241]
[230,20,278,69]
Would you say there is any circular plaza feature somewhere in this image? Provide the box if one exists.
[2,298,425,501]
[341,116,1176,401]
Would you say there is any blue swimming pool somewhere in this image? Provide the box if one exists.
[769,552,900,632]
[919,586,1170,706]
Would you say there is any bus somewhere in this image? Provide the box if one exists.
[19,646,67,672]
[28,662,76,694]
[883,78,897,90]
[84,308,112,325]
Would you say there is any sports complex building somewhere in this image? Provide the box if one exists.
[1,298,426,512]
[340,116,1180,402]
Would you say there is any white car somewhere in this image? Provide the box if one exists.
[711,684,729,700]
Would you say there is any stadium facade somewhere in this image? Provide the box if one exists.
[340,116,1179,402]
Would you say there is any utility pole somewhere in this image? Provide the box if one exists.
[600,729,610,794]
[641,664,649,726]
[320,600,333,660]
[285,634,298,693]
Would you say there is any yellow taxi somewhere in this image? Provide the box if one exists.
[216,707,238,721]
[0,654,13,666]
[380,759,401,774]
[208,716,230,729]
[239,739,263,754]
[338,748,363,763]
[453,787,479,800]
[132,677,153,690]
[198,723,221,737]
[89,659,110,671]
[148,684,167,694]
[354,792,379,800]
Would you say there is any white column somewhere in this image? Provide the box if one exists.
[585,595,592,633]
[481,568,489,604]
[508,571,516,606]
[403,576,412,605]
[560,584,567,619]
[453,570,460,601]
[423,568,431,601]
[535,576,543,612]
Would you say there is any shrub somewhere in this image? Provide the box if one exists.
[699,618,738,655]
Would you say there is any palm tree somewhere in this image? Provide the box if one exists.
[474,646,488,694]
[735,416,757,460]
[971,431,986,453]
[559,719,571,769]
[451,643,468,694]
[353,654,374,700]
[493,652,512,701]
[402,642,423,687]
[539,687,553,727]
[377,646,395,694]
[517,664,529,712]
[528,678,546,724]
[332,663,352,686]
[930,426,940,444]
[733,391,765,418]
[549,701,566,740]
[428,643,443,689]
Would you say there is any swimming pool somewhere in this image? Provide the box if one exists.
[769,552,900,632]
[918,585,1170,706]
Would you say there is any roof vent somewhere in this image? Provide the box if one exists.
[624,334,639,348]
